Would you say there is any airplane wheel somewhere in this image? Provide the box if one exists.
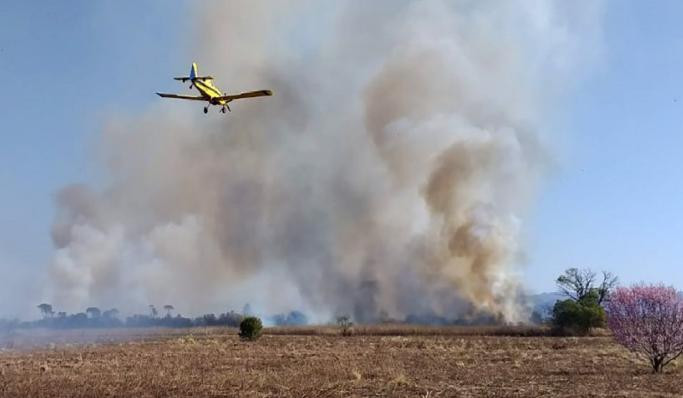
[203,107,208,114]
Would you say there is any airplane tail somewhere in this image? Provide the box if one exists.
[190,62,197,79]
[173,62,213,82]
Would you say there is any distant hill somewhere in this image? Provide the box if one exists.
[528,292,564,307]
[527,292,564,319]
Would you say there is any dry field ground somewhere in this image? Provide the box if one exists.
[0,326,681,397]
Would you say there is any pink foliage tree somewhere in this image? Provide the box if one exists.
[606,284,683,373]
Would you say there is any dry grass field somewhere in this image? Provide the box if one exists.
[0,326,681,397]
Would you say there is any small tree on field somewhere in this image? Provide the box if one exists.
[37,303,54,319]
[336,315,353,336]
[86,307,101,319]
[163,305,174,318]
[239,316,263,341]
[606,284,683,373]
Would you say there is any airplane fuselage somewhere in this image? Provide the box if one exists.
[193,79,228,106]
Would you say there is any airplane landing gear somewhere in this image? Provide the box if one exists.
[220,106,226,114]
[203,106,208,114]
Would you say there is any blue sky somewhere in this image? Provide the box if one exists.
[0,1,682,312]
[526,0,683,291]
[0,1,192,313]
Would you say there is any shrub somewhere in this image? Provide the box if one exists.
[239,316,263,341]
[336,315,353,336]
[606,284,683,373]
[551,290,605,336]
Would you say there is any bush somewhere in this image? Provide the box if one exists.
[239,316,263,341]
[336,315,353,336]
[551,290,605,336]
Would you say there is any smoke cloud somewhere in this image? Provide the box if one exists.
[46,1,603,322]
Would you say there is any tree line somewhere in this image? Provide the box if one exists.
[1,304,309,331]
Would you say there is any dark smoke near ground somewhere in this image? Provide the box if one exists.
[45,1,603,323]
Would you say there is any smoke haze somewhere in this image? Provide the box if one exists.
[46,1,603,322]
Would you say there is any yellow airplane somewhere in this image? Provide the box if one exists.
[157,62,272,114]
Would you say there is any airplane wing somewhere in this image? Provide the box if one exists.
[216,90,273,101]
[156,93,207,101]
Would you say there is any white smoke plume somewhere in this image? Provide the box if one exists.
[46,1,603,322]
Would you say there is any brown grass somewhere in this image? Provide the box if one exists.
[265,324,555,337]
[0,326,680,397]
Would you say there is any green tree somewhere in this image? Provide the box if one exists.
[239,316,263,341]
[556,268,617,305]
[552,290,605,335]
[336,315,353,336]
[37,303,54,319]
[163,305,174,318]
[86,307,101,319]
